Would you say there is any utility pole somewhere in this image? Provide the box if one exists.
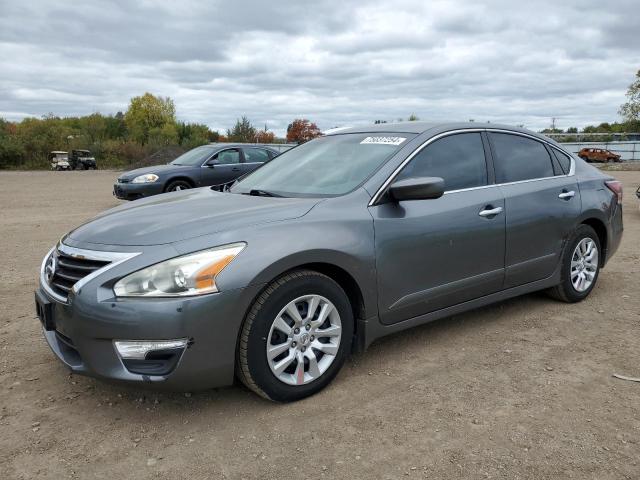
[551,117,557,131]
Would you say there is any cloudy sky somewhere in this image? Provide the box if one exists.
[1,0,638,135]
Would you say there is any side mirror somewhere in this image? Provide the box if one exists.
[205,158,219,167]
[387,176,445,202]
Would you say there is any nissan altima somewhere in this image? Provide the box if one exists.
[35,122,623,402]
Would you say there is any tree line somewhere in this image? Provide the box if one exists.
[0,92,322,169]
[1,69,638,169]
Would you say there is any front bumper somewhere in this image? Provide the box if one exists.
[113,181,164,200]
[35,280,262,391]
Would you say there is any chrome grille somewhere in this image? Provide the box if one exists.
[49,250,111,298]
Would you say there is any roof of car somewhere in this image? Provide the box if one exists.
[325,121,545,138]
[207,143,280,150]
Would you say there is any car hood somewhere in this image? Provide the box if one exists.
[67,188,321,246]
[118,164,191,180]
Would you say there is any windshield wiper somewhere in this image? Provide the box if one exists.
[246,189,283,197]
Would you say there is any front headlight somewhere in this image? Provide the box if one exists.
[131,173,159,183]
[113,243,245,297]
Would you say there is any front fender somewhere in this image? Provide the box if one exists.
[172,189,378,320]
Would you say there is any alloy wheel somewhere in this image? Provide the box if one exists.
[570,238,598,292]
[266,294,342,386]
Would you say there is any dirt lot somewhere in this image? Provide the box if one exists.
[1,170,639,479]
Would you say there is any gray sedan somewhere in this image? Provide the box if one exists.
[113,143,279,200]
[36,122,623,402]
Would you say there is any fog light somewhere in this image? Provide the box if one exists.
[114,339,189,359]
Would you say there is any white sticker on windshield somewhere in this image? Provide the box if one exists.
[360,136,407,146]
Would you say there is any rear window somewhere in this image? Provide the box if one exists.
[552,149,572,174]
[244,148,271,163]
[490,133,554,183]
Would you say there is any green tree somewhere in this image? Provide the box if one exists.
[104,112,127,139]
[177,122,218,148]
[227,116,256,142]
[619,69,640,122]
[408,113,419,121]
[148,122,179,147]
[84,113,108,143]
[124,93,176,144]
[0,118,25,168]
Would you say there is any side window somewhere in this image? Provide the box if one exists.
[552,149,572,174]
[490,133,554,183]
[215,149,241,164]
[395,133,487,191]
[243,148,270,163]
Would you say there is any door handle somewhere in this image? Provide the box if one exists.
[558,190,575,200]
[478,206,503,217]
[232,167,240,171]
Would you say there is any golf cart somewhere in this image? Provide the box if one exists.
[49,151,71,171]
[69,149,97,170]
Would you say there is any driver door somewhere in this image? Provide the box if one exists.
[370,132,506,324]
[201,148,243,188]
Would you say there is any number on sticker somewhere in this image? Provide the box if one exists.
[360,136,407,146]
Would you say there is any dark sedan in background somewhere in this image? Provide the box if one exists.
[114,143,279,200]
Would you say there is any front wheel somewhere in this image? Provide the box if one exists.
[547,225,601,303]
[237,270,354,402]
[165,180,191,192]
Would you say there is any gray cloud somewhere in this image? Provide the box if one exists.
[0,0,638,135]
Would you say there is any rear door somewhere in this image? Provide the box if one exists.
[241,147,272,175]
[371,132,506,324]
[488,132,580,288]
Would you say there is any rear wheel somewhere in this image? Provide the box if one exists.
[547,225,601,303]
[237,270,353,402]
[165,180,192,192]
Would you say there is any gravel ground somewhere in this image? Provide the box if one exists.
[1,169,639,480]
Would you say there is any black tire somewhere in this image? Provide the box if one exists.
[547,225,601,303]
[165,180,192,192]
[237,270,354,402]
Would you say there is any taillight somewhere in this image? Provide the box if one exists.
[605,180,623,204]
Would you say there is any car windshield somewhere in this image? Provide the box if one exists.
[231,133,415,197]
[171,145,217,166]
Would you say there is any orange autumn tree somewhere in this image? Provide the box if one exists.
[286,118,322,144]
[255,130,275,143]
